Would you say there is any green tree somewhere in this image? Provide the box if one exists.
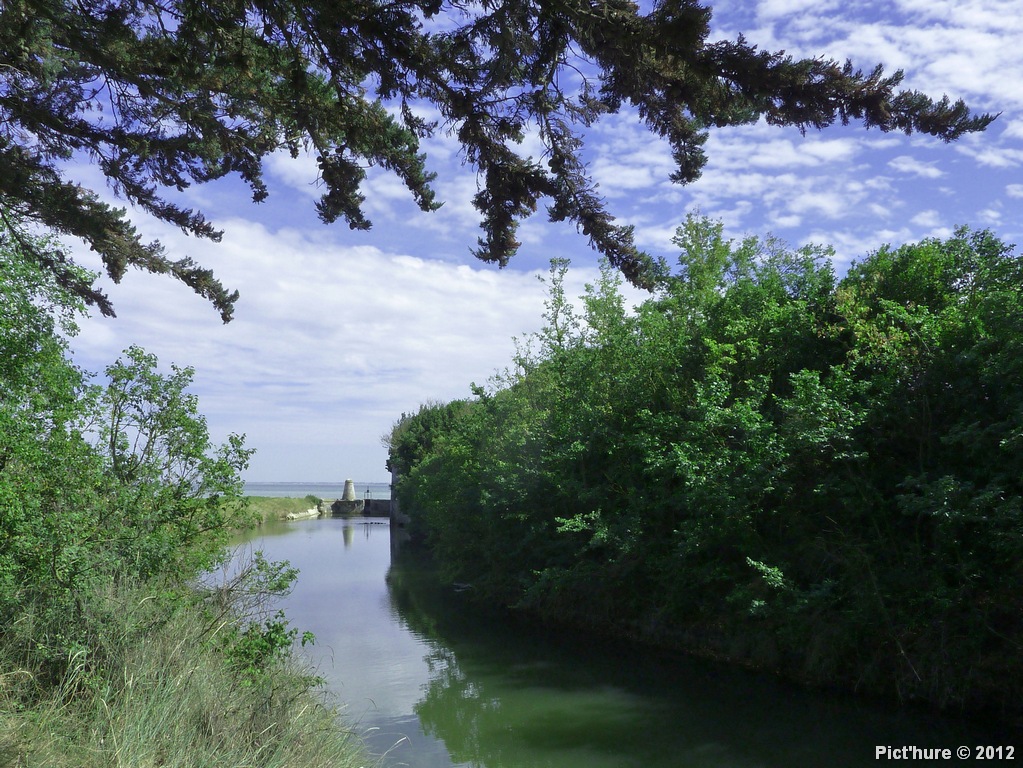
[385,400,472,480]
[0,227,98,620]
[389,222,1023,715]
[828,229,1023,706]
[94,345,254,580]
[0,0,993,318]
[0,230,253,671]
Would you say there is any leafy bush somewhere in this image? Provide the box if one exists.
[390,219,1023,716]
[224,610,316,681]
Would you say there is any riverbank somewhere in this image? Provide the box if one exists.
[244,495,391,525]
[387,232,1023,727]
[0,577,370,768]
[2,497,373,767]
[246,494,326,524]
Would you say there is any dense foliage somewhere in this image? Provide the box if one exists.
[0,0,993,317]
[389,218,1023,716]
[0,237,253,665]
[0,229,367,768]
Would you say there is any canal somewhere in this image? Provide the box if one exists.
[234,516,1011,767]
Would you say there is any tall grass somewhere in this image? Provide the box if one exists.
[0,581,372,768]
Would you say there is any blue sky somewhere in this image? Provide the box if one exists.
[67,0,1023,482]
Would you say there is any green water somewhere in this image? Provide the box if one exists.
[234,517,1013,767]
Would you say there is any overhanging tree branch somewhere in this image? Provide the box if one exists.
[0,0,995,319]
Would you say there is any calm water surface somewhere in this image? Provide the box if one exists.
[243,481,391,499]
[233,517,1012,767]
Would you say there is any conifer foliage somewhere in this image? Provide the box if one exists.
[0,0,994,318]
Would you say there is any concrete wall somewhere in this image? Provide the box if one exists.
[364,498,390,515]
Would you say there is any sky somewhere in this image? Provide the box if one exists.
[65,0,1023,483]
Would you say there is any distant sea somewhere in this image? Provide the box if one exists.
[243,481,391,500]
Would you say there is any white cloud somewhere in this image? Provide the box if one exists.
[979,207,1003,225]
[737,1,1023,118]
[265,150,322,201]
[1002,121,1023,141]
[757,0,842,21]
[48,0,1023,485]
[70,219,587,481]
[894,0,1023,33]
[770,214,803,229]
[910,210,942,228]
[788,190,851,218]
[955,143,1023,168]
[591,159,659,194]
[888,156,945,178]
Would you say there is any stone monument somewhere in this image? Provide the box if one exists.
[331,478,365,516]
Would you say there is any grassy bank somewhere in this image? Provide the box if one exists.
[245,495,326,525]
[0,580,371,768]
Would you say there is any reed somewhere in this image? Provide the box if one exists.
[0,581,373,768]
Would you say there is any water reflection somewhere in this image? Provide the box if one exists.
[385,548,1005,768]
[235,519,1008,768]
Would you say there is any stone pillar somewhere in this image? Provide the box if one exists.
[331,478,365,516]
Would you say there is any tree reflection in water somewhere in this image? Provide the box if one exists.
[385,546,1009,768]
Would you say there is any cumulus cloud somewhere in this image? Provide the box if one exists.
[979,207,1003,225]
[52,0,1023,482]
[910,209,942,228]
[70,218,595,480]
[757,0,842,20]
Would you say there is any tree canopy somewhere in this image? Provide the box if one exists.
[0,0,995,320]
[389,220,1023,716]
